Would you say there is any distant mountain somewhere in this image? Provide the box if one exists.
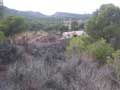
[3,7,91,21]
[52,12,91,20]
[4,7,47,19]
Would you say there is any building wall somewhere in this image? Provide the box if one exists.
[62,31,84,39]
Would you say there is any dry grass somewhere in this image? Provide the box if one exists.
[11,31,48,45]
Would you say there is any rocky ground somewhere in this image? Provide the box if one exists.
[0,35,120,90]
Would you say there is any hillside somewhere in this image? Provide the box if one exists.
[52,12,91,20]
[4,7,47,19]
[3,7,91,21]
[0,33,119,90]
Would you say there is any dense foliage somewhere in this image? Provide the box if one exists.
[66,34,93,56]
[0,16,27,37]
[67,4,120,65]
[84,3,120,78]
[67,35,114,64]
[87,39,114,64]
[107,50,120,79]
[0,7,4,18]
[0,31,5,42]
[85,4,120,49]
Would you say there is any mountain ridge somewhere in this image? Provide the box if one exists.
[3,7,91,20]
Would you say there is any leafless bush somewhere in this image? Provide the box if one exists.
[0,42,119,90]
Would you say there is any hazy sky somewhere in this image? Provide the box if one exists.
[4,0,120,15]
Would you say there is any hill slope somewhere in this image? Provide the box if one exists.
[4,7,47,19]
[0,37,119,90]
[52,12,91,20]
[3,7,91,20]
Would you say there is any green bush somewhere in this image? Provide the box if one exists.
[66,34,93,57]
[0,16,27,37]
[85,4,120,49]
[107,50,120,79]
[87,39,114,64]
[0,31,5,42]
[66,35,114,64]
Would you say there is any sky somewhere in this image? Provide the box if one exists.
[4,0,120,15]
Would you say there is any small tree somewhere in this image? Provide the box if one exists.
[71,21,79,30]
[0,16,27,37]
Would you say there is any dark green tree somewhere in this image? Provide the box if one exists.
[85,4,120,38]
[0,16,27,37]
[0,3,4,18]
[85,4,120,48]
[71,21,79,30]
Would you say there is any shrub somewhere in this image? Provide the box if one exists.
[107,50,120,79]
[0,31,5,42]
[66,34,93,57]
[0,16,27,37]
[66,35,114,64]
[87,38,114,64]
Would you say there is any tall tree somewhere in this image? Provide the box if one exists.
[85,4,120,48]
[0,0,4,18]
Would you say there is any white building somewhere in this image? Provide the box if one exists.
[62,30,84,39]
